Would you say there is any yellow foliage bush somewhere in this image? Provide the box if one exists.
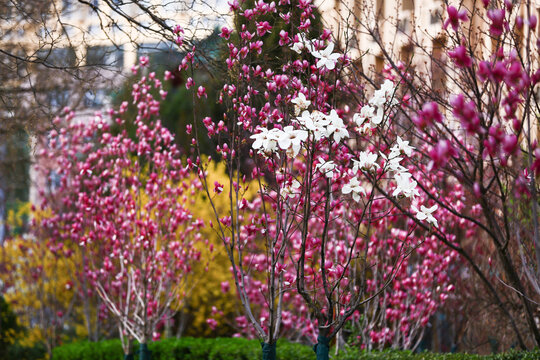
[180,160,260,337]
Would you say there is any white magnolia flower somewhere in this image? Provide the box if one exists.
[342,177,366,202]
[380,79,395,97]
[281,179,302,199]
[295,110,331,141]
[371,107,385,126]
[390,136,415,158]
[315,157,337,178]
[311,111,331,141]
[353,105,375,127]
[392,172,419,198]
[277,126,308,157]
[369,89,387,108]
[311,43,340,70]
[251,127,280,154]
[291,33,315,54]
[353,151,380,173]
[380,152,407,173]
[325,110,349,142]
[295,110,314,128]
[291,93,311,113]
[412,204,438,227]
[368,80,397,125]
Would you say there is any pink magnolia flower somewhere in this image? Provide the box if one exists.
[444,6,469,31]
[448,45,472,68]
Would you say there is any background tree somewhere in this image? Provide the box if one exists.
[340,0,540,350]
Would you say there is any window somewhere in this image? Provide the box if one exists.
[86,45,124,68]
[431,38,446,94]
[400,44,413,64]
[136,43,183,69]
[47,170,61,193]
[36,47,77,68]
[374,55,384,84]
[398,17,409,32]
[430,9,441,24]
[62,0,72,12]
[376,0,384,20]
[84,89,108,108]
[402,0,414,11]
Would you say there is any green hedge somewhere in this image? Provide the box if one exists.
[336,348,540,360]
[52,338,312,360]
[51,338,540,360]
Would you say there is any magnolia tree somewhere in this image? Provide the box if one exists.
[344,0,540,349]
[40,59,204,359]
[182,0,456,358]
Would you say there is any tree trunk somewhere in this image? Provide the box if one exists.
[139,343,151,360]
[123,337,133,360]
[261,342,276,360]
[313,335,330,360]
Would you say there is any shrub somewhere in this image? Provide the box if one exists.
[51,338,540,360]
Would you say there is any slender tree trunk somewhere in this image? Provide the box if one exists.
[261,342,276,360]
[313,332,331,360]
[139,343,150,360]
[123,337,133,360]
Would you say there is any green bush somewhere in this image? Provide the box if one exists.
[51,338,540,360]
[52,339,123,360]
[334,348,540,360]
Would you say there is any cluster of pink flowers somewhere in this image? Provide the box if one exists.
[37,60,204,352]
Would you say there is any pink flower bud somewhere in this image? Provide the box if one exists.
[473,182,482,197]
[529,15,537,30]
[487,9,505,36]
[448,45,472,68]
[197,86,207,99]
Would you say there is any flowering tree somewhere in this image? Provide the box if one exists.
[345,0,540,349]
[184,0,454,358]
[40,59,204,359]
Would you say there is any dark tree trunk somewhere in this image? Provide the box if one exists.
[138,343,150,360]
[261,342,276,360]
[313,335,330,360]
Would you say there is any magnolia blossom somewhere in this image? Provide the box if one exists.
[381,152,407,173]
[295,110,326,141]
[295,110,348,143]
[309,111,331,141]
[251,127,280,154]
[392,172,419,198]
[291,93,311,116]
[290,33,315,53]
[277,126,308,157]
[311,42,340,70]
[353,151,380,172]
[353,105,375,131]
[291,93,311,112]
[315,158,337,178]
[325,110,349,142]
[390,136,415,158]
[413,204,438,227]
[281,179,301,199]
[342,177,366,201]
[368,80,398,124]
